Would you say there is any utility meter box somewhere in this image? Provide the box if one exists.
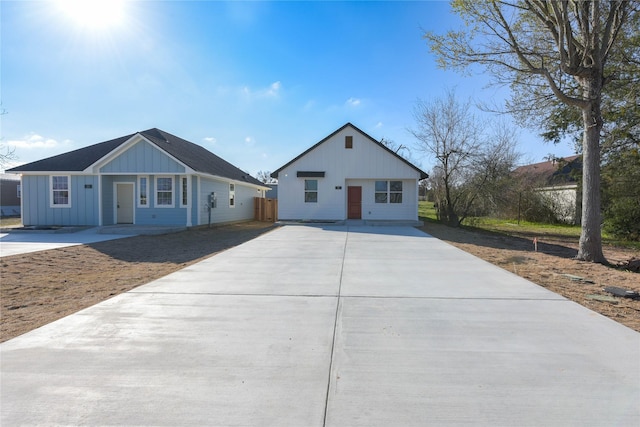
[208,192,217,209]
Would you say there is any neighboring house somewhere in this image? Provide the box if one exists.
[513,155,582,224]
[271,123,428,222]
[265,184,278,199]
[0,174,21,217]
[7,128,269,227]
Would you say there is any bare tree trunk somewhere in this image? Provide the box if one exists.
[577,78,606,263]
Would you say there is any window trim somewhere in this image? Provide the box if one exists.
[229,183,235,208]
[374,180,403,204]
[50,175,71,208]
[390,180,403,204]
[180,176,189,208]
[304,179,318,203]
[155,176,175,208]
[374,180,388,204]
[138,176,149,208]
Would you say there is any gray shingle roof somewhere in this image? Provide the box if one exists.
[8,128,265,187]
[7,134,132,172]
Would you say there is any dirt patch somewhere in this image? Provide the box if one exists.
[2,220,639,343]
[419,222,640,332]
[1,222,277,342]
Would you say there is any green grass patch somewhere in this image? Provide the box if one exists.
[417,201,640,250]
[418,201,438,222]
[466,216,581,238]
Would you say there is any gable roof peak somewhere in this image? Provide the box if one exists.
[271,122,428,179]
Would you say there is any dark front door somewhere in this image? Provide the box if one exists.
[347,186,362,219]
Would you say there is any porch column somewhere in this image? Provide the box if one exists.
[186,175,192,227]
[98,174,103,226]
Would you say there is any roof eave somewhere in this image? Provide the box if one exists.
[194,172,271,191]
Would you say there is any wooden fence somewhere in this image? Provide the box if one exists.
[254,197,278,222]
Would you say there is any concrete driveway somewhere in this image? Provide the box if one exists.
[0,225,185,257]
[2,225,639,426]
[0,227,133,257]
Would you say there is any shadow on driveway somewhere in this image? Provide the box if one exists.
[86,222,278,264]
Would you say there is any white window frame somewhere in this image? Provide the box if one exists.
[138,176,149,208]
[50,175,71,208]
[155,176,174,208]
[374,180,403,204]
[390,180,403,204]
[304,179,318,203]
[180,177,189,208]
[229,183,235,208]
[374,180,388,204]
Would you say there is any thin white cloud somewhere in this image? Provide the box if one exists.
[264,81,281,97]
[375,121,383,129]
[244,136,255,146]
[1,160,24,173]
[346,97,361,108]
[203,136,217,145]
[8,133,68,150]
[239,81,282,101]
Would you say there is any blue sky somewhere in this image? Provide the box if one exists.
[1,0,576,175]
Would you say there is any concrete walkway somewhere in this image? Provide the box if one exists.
[2,225,638,426]
[0,225,185,257]
[0,227,134,257]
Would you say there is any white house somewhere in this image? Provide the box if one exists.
[513,156,582,224]
[271,123,428,223]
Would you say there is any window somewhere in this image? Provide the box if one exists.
[155,176,174,207]
[138,176,148,207]
[17,184,21,199]
[375,181,388,203]
[181,177,188,207]
[390,181,403,203]
[229,183,235,208]
[345,135,353,149]
[50,175,71,207]
[305,179,318,203]
[375,180,403,204]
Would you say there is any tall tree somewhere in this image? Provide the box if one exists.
[255,170,277,184]
[425,1,638,263]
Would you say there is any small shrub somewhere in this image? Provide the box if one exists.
[604,197,640,241]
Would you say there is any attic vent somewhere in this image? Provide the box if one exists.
[297,171,325,178]
[345,136,353,149]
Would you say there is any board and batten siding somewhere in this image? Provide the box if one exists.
[99,140,186,174]
[277,126,421,221]
[21,175,100,226]
[102,175,188,226]
[346,179,418,221]
[197,177,258,226]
